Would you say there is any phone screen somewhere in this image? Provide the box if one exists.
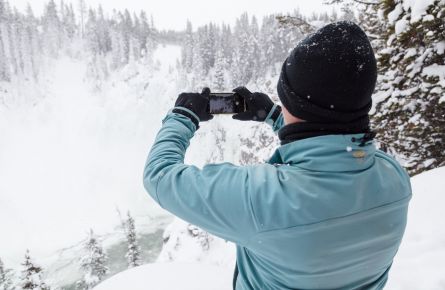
[208,93,245,114]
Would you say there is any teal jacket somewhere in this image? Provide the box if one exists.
[143,109,412,290]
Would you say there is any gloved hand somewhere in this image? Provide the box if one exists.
[232,86,281,122]
[173,87,214,129]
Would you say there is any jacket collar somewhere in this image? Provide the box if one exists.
[278,117,371,145]
[268,133,376,172]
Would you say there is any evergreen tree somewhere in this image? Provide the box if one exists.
[78,0,86,38]
[0,0,12,81]
[249,16,261,82]
[124,212,142,268]
[357,3,385,53]
[259,15,279,72]
[42,0,62,56]
[96,5,110,54]
[138,11,148,51]
[232,13,255,86]
[20,250,50,290]
[0,258,14,290]
[340,2,357,21]
[77,229,108,290]
[66,3,77,39]
[220,24,233,65]
[212,47,226,91]
[373,0,445,174]
[85,8,99,56]
[182,21,194,73]
[9,8,22,76]
[23,4,40,79]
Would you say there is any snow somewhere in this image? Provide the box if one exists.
[408,113,421,124]
[387,4,403,23]
[394,18,409,35]
[386,167,445,289]
[436,41,445,55]
[156,218,236,266]
[422,64,445,84]
[94,262,233,290]
[402,0,436,23]
[422,159,436,168]
[403,48,417,59]
[422,14,435,21]
[390,0,437,35]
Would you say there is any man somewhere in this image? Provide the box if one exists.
[143,22,412,290]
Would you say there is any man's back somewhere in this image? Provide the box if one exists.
[233,134,411,289]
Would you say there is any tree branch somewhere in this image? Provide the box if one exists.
[323,0,379,5]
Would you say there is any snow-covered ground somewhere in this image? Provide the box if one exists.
[94,262,233,290]
[386,166,445,290]
[94,167,445,290]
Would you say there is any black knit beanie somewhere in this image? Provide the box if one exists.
[277,21,377,124]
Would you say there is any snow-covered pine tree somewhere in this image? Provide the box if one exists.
[120,10,133,65]
[59,1,76,40]
[9,9,24,76]
[181,21,194,73]
[212,47,226,91]
[340,2,357,21]
[96,6,111,55]
[78,0,86,38]
[110,26,123,69]
[0,258,14,290]
[85,9,99,56]
[124,212,141,268]
[259,15,280,75]
[20,250,50,290]
[196,25,212,76]
[357,2,385,54]
[77,229,108,290]
[232,13,255,86]
[23,4,40,80]
[207,23,217,68]
[191,28,208,85]
[138,11,149,53]
[220,24,233,66]
[0,0,12,82]
[250,16,262,83]
[42,0,62,57]
[372,0,445,175]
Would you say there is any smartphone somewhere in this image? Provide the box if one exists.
[208,93,245,114]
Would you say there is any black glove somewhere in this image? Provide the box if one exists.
[173,87,214,129]
[232,86,281,122]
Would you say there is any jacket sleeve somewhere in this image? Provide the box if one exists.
[143,111,259,246]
